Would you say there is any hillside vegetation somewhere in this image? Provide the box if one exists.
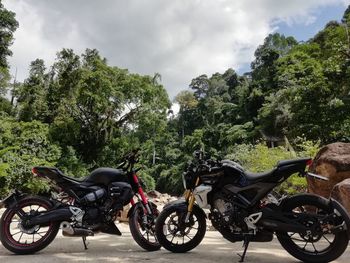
[0,2,350,196]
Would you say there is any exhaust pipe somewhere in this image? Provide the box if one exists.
[61,221,94,237]
[259,219,307,234]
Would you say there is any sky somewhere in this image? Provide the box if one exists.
[3,0,350,99]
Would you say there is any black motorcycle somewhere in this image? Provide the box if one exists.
[0,150,160,254]
[155,151,350,262]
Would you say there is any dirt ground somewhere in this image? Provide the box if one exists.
[0,222,349,263]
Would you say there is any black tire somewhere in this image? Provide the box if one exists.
[277,194,349,263]
[129,203,161,251]
[155,205,206,253]
[0,196,60,255]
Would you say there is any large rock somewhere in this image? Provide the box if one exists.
[117,204,130,222]
[331,179,350,214]
[307,142,350,198]
[147,190,162,198]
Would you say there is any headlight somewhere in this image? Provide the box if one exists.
[182,172,187,189]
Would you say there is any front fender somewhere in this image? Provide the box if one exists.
[330,198,350,238]
[163,198,207,218]
[127,201,158,218]
[163,198,187,210]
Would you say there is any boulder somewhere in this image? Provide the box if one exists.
[331,179,350,214]
[117,204,130,222]
[147,190,162,198]
[307,142,350,198]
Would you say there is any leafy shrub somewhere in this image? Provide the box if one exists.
[138,169,156,192]
[225,141,319,195]
[0,118,61,198]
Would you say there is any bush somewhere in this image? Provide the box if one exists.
[225,141,319,195]
[138,169,156,192]
[56,146,89,178]
[0,118,61,198]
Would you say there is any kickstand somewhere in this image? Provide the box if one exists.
[82,236,89,250]
[237,236,250,262]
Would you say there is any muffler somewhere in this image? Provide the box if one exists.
[61,221,94,237]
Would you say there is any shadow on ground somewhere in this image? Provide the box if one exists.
[0,225,349,263]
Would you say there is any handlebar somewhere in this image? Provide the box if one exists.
[117,148,141,170]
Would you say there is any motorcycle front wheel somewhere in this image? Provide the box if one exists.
[0,196,60,254]
[155,204,206,253]
[276,194,349,263]
[129,202,161,251]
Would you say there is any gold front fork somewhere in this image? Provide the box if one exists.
[184,177,200,222]
[184,189,191,200]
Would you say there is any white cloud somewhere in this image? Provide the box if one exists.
[3,0,350,98]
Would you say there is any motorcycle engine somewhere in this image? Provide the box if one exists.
[209,193,248,242]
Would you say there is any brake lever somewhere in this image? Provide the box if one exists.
[117,161,127,169]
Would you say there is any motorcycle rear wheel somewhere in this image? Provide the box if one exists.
[277,194,349,263]
[0,196,60,254]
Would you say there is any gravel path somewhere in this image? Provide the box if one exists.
[0,222,349,263]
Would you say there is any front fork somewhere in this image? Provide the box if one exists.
[184,177,200,223]
[131,172,153,225]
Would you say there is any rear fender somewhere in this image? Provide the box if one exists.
[330,198,350,238]
[0,191,28,209]
[279,194,350,238]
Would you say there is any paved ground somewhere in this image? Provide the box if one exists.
[0,223,349,263]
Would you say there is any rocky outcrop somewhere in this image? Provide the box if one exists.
[117,204,130,222]
[147,191,178,208]
[331,179,350,214]
[117,191,178,222]
[307,142,350,198]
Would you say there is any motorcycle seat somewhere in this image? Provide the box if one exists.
[242,158,311,182]
[277,158,311,167]
[33,166,126,186]
[244,168,277,181]
[33,166,94,185]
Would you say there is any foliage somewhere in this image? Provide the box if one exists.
[225,141,319,194]
[0,0,18,94]
[0,4,350,197]
[0,118,61,197]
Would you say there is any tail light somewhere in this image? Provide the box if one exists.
[306,159,313,167]
[31,167,38,176]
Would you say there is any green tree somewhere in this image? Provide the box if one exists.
[17,59,48,122]
[0,0,18,94]
[48,49,170,165]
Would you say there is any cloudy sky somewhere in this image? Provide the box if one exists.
[3,0,350,98]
